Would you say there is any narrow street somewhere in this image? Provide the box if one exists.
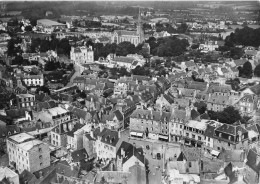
[66,62,83,87]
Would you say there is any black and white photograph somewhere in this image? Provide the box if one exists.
[0,0,259,183]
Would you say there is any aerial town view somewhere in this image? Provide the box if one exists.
[0,0,260,183]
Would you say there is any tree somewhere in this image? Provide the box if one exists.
[35,86,50,95]
[254,64,260,77]
[177,23,188,33]
[116,41,136,56]
[239,61,253,78]
[24,25,32,32]
[208,106,241,124]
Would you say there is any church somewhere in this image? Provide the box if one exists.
[112,9,144,46]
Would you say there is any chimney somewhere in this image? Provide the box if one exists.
[90,130,94,138]
[39,171,43,179]
[63,123,67,132]
[100,123,104,132]
[118,130,121,139]
[121,148,125,158]
[238,130,242,142]
[68,123,73,131]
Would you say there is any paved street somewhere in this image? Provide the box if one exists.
[119,128,181,184]
[66,62,83,87]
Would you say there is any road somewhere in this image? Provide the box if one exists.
[178,34,193,45]
[66,62,84,87]
[119,128,181,184]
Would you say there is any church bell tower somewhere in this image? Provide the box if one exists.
[137,7,145,43]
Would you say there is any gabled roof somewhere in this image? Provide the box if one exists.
[116,141,144,164]
[98,128,119,147]
[246,148,260,173]
[239,94,255,103]
[114,110,124,121]
[178,147,201,161]
[163,93,175,104]
[191,109,200,120]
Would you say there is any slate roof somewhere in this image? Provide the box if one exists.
[207,94,229,105]
[114,110,124,121]
[218,150,245,163]
[191,109,200,120]
[171,108,188,121]
[5,108,31,119]
[130,109,171,122]
[98,128,119,147]
[114,57,135,64]
[234,59,247,66]
[20,170,37,184]
[178,147,201,161]
[215,124,248,136]
[246,148,260,173]
[68,106,88,119]
[239,94,255,103]
[187,81,208,91]
[250,84,260,95]
[246,123,260,134]
[163,93,175,104]
[55,160,79,178]
[71,148,88,163]
[95,171,130,183]
[185,61,196,68]
[201,158,223,173]
[116,141,144,164]
[0,125,20,139]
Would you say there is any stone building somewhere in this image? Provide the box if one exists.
[7,132,50,173]
[70,46,94,64]
[130,109,171,141]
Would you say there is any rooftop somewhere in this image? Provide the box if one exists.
[37,19,66,26]
[9,132,35,144]
[17,139,44,151]
[186,120,208,131]
[47,107,68,116]
[17,93,35,98]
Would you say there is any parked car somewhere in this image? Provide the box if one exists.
[157,153,161,160]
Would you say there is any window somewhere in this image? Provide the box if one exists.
[39,148,42,152]
[192,134,195,139]
[189,162,192,167]
[40,163,42,166]
[186,133,189,137]
[228,143,230,147]
[198,136,201,141]
[208,137,210,142]
[39,155,42,159]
